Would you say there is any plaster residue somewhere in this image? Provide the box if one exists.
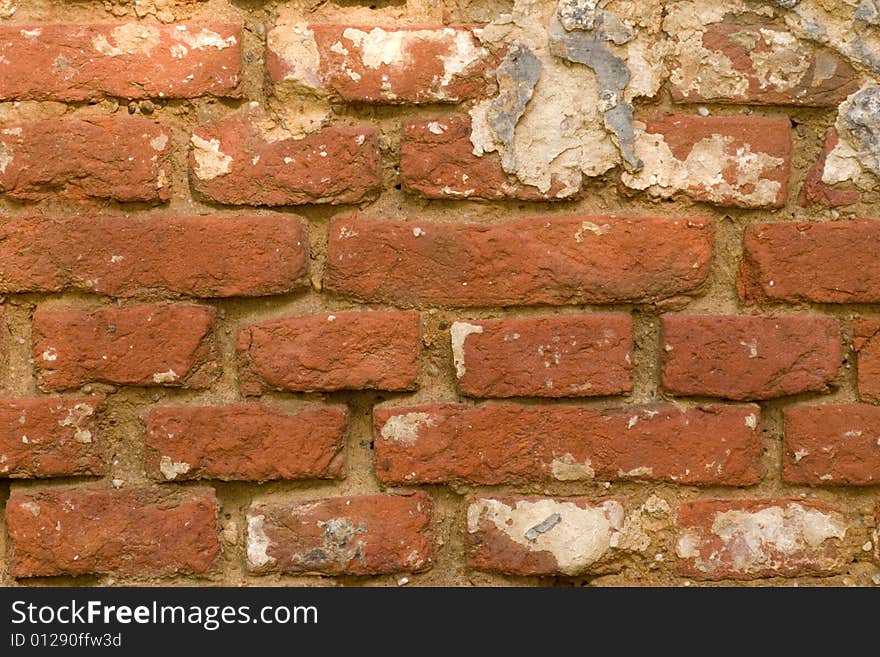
[266,19,334,137]
[621,128,784,206]
[823,85,880,189]
[171,27,237,51]
[158,456,190,480]
[58,403,95,444]
[92,24,161,57]
[316,518,366,563]
[450,322,484,378]
[780,0,880,74]
[152,369,179,384]
[0,139,11,174]
[267,20,323,88]
[677,503,847,575]
[379,412,435,445]
[190,135,232,180]
[468,497,625,575]
[247,514,275,568]
[550,453,595,481]
[0,1,15,19]
[666,1,819,100]
[470,0,659,196]
[614,494,671,552]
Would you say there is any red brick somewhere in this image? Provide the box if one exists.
[7,486,220,577]
[324,215,713,307]
[33,305,219,391]
[467,495,626,576]
[145,404,347,482]
[739,220,880,303]
[374,403,761,486]
[0,397,105,478]
[783,403,880,485]
[661,315,841,400]
[0,117,172,203]
[0,215,308,298]
[676,499,849,580]
[190,107,381,206]
[669,24,859,106]
[237,311,420,394]
[0,23,241,101]
[623,115,791,208]
[799,129,861,207]
[452,315,633,398]
[855,319,880,402]
[267,24,495,103]
[400,115,572,200]
[246,493,433,575]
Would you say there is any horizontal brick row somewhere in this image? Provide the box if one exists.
[7,488,859,580]
[374,403,762,486]
[5,308,857,402]
[0,23,241,101]
[0,117,171,203]
[2,20,853,112]
[6,395,877,489]
[0,215,308,298]
[325,215,713,306]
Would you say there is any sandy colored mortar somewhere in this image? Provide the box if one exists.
[0,0,878,587]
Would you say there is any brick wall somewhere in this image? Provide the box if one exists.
[1,0,879,587]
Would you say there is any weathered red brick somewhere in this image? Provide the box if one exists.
[237,311,420,394]
[0,117,172,202]
[452,315,633,398]
[783,403,880,485]
[190,107,381,206]
[324,215,713,307]
[7,486,220,577]
[246,493,433,575]
[661,315,841,400]
[0,23,241,101]
[676,499,849,580]
[145,404,347,482]
[0,397,105,478]
[33,305,219,391]
[400,115,572,200]
[739,220,880,303]
[669,24,860,106]
[267,24,495,103]
[799,129,861,207]
[374,403,761,486]
[623,115,791,208]
[0,215,308,298]
[467,495,626,576]
[855,319,880,402]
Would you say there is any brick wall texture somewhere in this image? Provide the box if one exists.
[1,0,879,588]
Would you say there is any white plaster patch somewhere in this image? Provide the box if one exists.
[622,128,783,206]
[158,455,190,480]
[745,413,757,430]
[267,21,323,88]
[58,403,95,444]
[550,453,595,481]
[0,140,12,175]
[467,497,625,576]
[450,322,484,378]
[680,502,847,575]
[19,501,40,517]
[172,27,237,51]
[247,513,275,568]
[379,412,435,445]
[93,24,161,57]
[190,135,232,180]
[152,369,179,384]
[150,133,169,151]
